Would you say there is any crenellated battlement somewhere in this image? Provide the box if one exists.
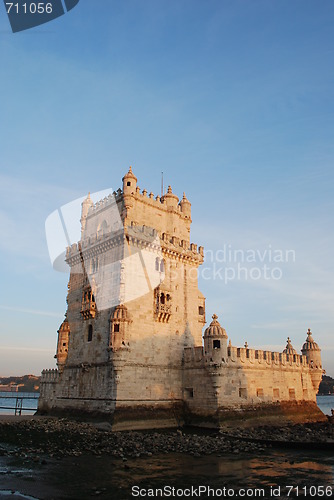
[41,369,59,383]
[223,346,308,368]
[84,175,191,222]
[65,229,203,265]
[184,344,310,369]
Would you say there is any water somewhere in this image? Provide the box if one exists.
[0,448,333,499]
[0,393,39,415]
[317,395,334,416]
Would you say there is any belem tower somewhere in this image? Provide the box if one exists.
[39,167,325,429]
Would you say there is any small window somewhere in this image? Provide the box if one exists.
[213,340,221,349]
[256,388,264,398]
[185,388,194,398]
[155,258,160,271]
[88,325,93,342]
[273,388,280,399]
[239,388,247,399]
[160,260,165,273]
[127,181,131,186]
[114,324,120,333]
[289,389,296,400]
[62,342,66,347]
[199,306,204,315]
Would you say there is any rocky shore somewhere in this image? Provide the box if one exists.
[222,421,334,448]
[0,417,333,463]
[0,417,266,461]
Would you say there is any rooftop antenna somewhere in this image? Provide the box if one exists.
[161,172,164,198]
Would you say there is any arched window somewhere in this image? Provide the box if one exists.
[88,325,93,342]
[160,293,165,305]
[155,258,160,271]
[199,306,204,315]
[160,259,165,273]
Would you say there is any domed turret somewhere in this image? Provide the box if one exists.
[302,328,320,354]
[204,314,227,338]
[179,192,191,219]
[122,166,137,195]
[162,185,179,209]
[55,319,70,371]
[301,328,322,392]
[283,337,297,355]
[203,314,228,355]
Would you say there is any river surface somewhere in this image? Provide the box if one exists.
[0,393,39,416]
[0,446,333,499]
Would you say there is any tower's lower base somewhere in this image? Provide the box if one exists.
[184,400,327,430]
[37,398,326,431]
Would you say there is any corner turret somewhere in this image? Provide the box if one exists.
[204,314,228,359]
[179,192,191,219]
[162,185,179,210]
[301,328,322,392]
[122,166,137,195]
[55,319,70,372]
[283,337,297,355]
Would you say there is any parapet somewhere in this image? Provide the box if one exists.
[41,369,59,383]
[205,344,309,369]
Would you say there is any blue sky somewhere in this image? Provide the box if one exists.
[0,0,333,377]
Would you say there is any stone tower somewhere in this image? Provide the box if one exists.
[301,328,323,391]
[43,167,206,427]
